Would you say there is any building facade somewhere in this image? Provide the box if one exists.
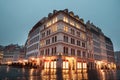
[26,9,116,70]
[2,44,25,64]
[86,21,116,69]
[115,51,120,69]
[0,51,3,64]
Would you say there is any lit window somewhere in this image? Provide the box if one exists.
[51,26,57,32]
[81,33,86,40]
[83,63,87,69]
[51,61,54,68]
[53,17,58,23]
[70,20,74,26]
[63,61,66,69]
[53,61,56,68]
[40,40,45,46]
[46,21,51,27]
[77,62,82,69]
[63,17,68,23]
[76,24,80,29]
[64,26,68,32]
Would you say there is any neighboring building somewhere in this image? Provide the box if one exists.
[0,51,3,64]
[26,9,116,70]
[86,21,116,69]
[115,51,120,69]
[2,44,25,64]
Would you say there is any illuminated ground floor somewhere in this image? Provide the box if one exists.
[38,55,87,70]
[28,55,116,70]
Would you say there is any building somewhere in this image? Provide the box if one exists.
[26,9,87,70]
[0,51,3,64]
[2,44,25,64]
[86,21,116,69]
[115,51,120,69]
[26,9,116,70]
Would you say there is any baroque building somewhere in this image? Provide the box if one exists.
[26,9,116,70]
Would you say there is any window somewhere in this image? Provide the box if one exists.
[77,50,81,57]
[52,37,54,43]
[71,48,75,56]
[47,29,51,36]
[52,36,57,43]
[83,51,86,58]
[63,47,68,55]
[46,39,50,45]
[71,28,75,35]
[55,36,57,42]
[81,33,86,40]
[51,26,57,32]
[64,26,68,32]
[46,21,51,27]
[40,50,44,56]
[82,42,86,48]
[76,24,80,29]
[40,40,45,46]
[77,40,81,46]
[41,32,45,38]
[45,48,50,56]
[53,17,58,23]
[63,17,68,23]
[71,38,75,44]
[64,36,68,42]
[76,31,80,37]
[52,47,57,55]
[70,20,74,26]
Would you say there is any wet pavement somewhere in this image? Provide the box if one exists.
[0,66,118,80]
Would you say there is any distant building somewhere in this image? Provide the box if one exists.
[2,44,25,64]
[0,51,3,64]
[115,51,120,69]
[26,9,116,70]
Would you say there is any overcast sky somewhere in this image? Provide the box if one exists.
[0,0,120,51]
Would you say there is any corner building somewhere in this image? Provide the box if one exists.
[26,9,87,70]
[26,9,116,70]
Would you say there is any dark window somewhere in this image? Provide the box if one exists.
[52,36,57,43]
[82,42,85,48]
[77,40,81,46]
[76,31,80,37]
[47,29,51,36]
[41,32,45,38]
[63,47,68,55]
[46,39,50,45]
[51,47,57,55]
[71,48,75,56]
[71,38,75,44]
[83,51,86,58]
[71,28,75,35]
[64,36,68,42]
[77,50,81,57]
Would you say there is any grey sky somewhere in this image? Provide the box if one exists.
[0,0,120,51]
